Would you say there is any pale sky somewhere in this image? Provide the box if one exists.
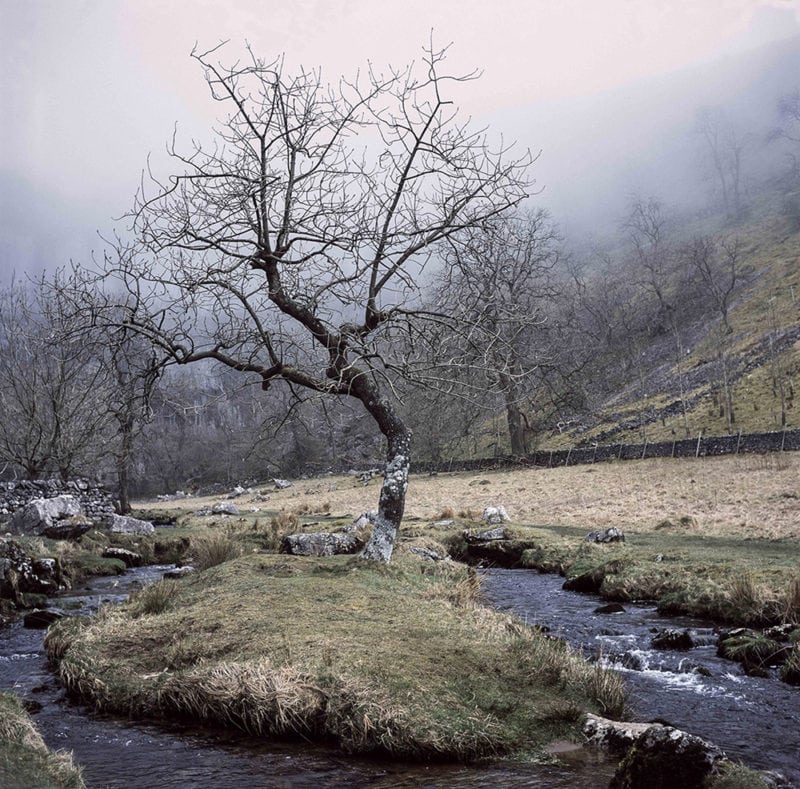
[2,0,799,276]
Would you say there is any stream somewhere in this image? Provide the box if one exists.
[0,566,615,789]
[482,568,800,783]
[0,565,797,786]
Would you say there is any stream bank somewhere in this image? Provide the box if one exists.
[482,568,800,785]
[2,563,619,788]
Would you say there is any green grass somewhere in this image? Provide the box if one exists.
[450,522,800,626]
[0,692,83,789]
[45,553,624,762]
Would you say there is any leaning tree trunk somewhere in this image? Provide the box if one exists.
[356,385,412,563]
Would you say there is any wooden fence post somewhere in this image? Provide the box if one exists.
[695,431,703,458]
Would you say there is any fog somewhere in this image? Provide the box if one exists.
[2,0,800,279]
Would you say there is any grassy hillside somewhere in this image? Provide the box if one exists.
[548,199,800,451]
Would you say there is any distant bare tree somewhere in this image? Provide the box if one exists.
[621,196,695,436]
[0,282,110,479]
[432,209,563,456]
[683,236,742,335]
[86,43,530,561]
[682,236,745,432]
[695,107,750,220]
[770,90,800,226]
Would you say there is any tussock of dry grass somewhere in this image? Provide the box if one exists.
[0,692,84,789]
[189,534,243,571]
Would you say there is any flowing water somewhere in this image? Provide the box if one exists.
[481,568,800,783]
[0,566,616,789]
[2,565,797,786]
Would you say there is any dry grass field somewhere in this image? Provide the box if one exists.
[140,452,800,541]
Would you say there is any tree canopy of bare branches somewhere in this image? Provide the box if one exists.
[96,42,531,561]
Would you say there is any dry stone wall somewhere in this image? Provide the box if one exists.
[0,479,116,525]
[412,428,800,473]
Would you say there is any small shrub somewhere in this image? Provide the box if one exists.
[437,507,455,520]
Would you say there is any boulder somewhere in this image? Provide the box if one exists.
[358,469,381,485]
[717,631,788,673]
[109,514,155,536]
[481,505,509,524]
[280,531,363,557]
[563,560,624,594]
[463,526,510,544]
[583,713,659,755]
[0,541,65,597]
[41,515,93,540]
[408,546,450,562]
[350,511,377,531]
[780,646,800,685]
[212,502,239,516]
[273,478,292,490]
[651,628,695,650]
[609,725,726,789]
[585,527,625,543]
[163,565,196,579]
[23,608,65,629]
[9,495,82,536]
[594,602,626,614]
[102,547,143,567]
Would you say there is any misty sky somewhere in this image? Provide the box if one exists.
[2,0,799,279]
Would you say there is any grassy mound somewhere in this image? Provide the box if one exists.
[0,692,83,789]
[45,554,623,761]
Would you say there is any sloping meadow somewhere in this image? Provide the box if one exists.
[45,554,623,761]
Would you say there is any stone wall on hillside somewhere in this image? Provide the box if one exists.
[412,428,800,473]
[0,479,116,525]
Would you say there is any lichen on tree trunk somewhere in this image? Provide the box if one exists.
[361,424,411,563]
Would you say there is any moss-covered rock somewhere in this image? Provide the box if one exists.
[610,725,725,789]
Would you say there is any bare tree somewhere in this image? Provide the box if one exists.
[769,90,800,227]
[695,107,750,220]
[432,209,562,455]
[621,195,695,435]
[91,43,530,561]
[683,236,742,335]
[682,236,745,432]
[0,281,111,479]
